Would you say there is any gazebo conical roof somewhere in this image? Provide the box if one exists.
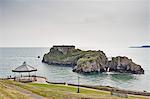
[12,62,37,72]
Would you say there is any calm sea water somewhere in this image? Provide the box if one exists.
[0,47,150,92]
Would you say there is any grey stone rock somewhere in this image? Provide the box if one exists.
[107,56,144,74]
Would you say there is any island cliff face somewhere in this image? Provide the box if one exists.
[42,45,144,74]
[42,45,83,66]
[73,50,108,73]
[107,56,144,74]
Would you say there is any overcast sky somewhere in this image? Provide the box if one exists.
[0,0,149,49]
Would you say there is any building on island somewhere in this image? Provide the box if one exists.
[53,45,75,55]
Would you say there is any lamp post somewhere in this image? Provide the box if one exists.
[77,76,80,93]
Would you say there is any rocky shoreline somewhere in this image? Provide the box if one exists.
[42,45,144,74]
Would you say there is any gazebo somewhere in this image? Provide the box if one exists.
[12,62,37,82]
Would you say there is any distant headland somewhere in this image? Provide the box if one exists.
[42,45,144,74]
[130,45,150,48]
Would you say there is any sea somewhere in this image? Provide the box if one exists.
[0,47,150,92]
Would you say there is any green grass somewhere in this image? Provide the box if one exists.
[0,80,149,99]
[28,83,149,99]
[29,83,109,94]
[0,81,28,99]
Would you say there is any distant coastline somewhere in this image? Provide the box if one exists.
[130,45,150,48]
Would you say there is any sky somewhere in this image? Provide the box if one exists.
[0,0,149,49]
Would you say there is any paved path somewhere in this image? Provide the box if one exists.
[34,77,48,84]
[9,76,48,84]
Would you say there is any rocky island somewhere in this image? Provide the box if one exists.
[42,45,144,74]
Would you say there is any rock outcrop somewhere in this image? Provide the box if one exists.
[107,56,144,74]
[73,50,108,73]
[42,45,84,66]
[42,45,144,74]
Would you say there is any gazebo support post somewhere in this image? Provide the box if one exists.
[34,71,36,81]
[14,72,15,81]
[19,72,20,82]
[35,71,36,77]
[28,72,30,80]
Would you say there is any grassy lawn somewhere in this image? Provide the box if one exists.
[28,83,113,99]
[0,81,28,99]
[0,80,149,99]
